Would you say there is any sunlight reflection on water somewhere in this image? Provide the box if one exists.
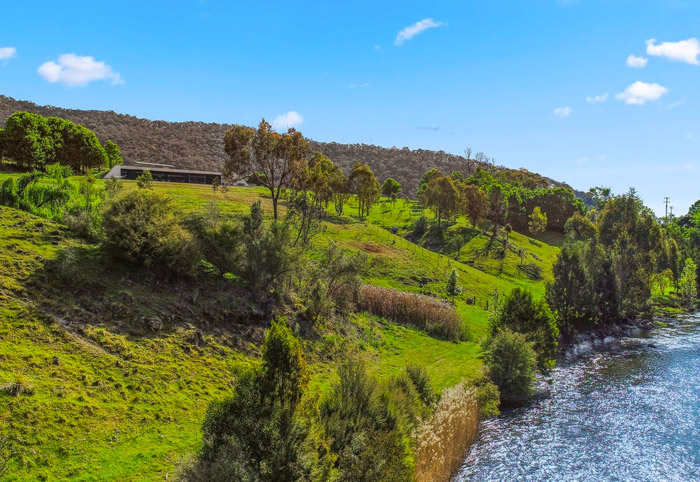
[455,315,700,482]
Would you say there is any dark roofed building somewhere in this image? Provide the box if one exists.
[105,163,222,185]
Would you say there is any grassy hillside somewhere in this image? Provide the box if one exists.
[0,178,560,481]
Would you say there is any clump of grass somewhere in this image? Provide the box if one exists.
[413,381,479,482]
[0,373,35,397]
[358,284,464,340]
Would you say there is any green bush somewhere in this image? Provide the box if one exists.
[240,202,305,301]
[491,287,559,372]
[189,214,242,276]
[181,320,320,482]
[102,189,198,276]
[319,360,415,482]
[486,329,536,403]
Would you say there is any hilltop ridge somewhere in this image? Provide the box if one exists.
[0,95,574,197]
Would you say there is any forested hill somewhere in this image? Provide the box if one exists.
[0,94,572,196]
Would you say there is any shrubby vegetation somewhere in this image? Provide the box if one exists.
[485,329,536,403]
[102,189,199,276]
[4,102,699,481]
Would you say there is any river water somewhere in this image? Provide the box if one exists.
[455,315,700,482]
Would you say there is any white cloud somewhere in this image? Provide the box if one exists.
[586,93,608,103]
[38,53,123,86]
[646,38,700,65]
[615,81,668,105]
[686,133,695,141]
[349,82,370,89]
[626,54,648,68]
[0,47,16,61]
[271,111,303,131]
[554,106,571,118]
[394,18,444,46]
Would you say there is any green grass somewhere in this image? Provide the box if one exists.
[0,178,561,480]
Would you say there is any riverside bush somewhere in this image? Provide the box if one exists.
[102,190,198,276]
[486,329,536,403]
[358,284,464,340]
[413,381,479,482]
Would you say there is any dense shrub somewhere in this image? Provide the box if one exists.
[491,288,559,372]
[485,329,536,403]
[358,284,464,341]
[319,360,415,482]
[413,381,479,482]
[239,202,306,302]
[102,189,198,276]
[181,320,321,482]
[188,213,242,276]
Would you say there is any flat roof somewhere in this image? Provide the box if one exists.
[120,165,221,176]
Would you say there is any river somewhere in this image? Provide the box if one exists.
[455,314,700,482]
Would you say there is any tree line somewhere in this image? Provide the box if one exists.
[0,112,122,172]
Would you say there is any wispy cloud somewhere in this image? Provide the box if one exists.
[394,18,444,46]
[575,154,607,165]
[626,54,648,68]
[615,81,668,105]
[349,82,370,89]
[586,93,608,103]
[646,38,700,65]
[666,98,686,110]
[38,53,123,86]
[554,106,571,118]
[271,111,303,131]
[0,47,16,63]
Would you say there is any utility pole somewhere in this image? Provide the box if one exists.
[670,206,674,218]
[664,197,670,219]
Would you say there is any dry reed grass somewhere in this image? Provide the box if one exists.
[413,381,479,482]
[358,284,464,340]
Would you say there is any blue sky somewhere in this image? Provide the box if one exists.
[1,0,699,215]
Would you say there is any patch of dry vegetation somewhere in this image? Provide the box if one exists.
[358,284,464,341]
[413,381,479,482]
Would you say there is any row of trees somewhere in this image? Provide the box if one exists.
[547,189,699,339]
[0,112,122,172]
[223,119,384,221]
[414,167,565,235]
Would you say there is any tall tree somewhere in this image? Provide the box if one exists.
[381,177,402,205]
[424,175,459,227]
[223,119,310,219]
[460,184,488,228]
[105,140,123,168]
[1,112,54,170]
[329,168,351,216]
[350,163,380,220]
[679,258,698,308]
[416,168,444,206]
[487,184,508,233]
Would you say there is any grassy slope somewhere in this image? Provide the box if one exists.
[0,178,560,481]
